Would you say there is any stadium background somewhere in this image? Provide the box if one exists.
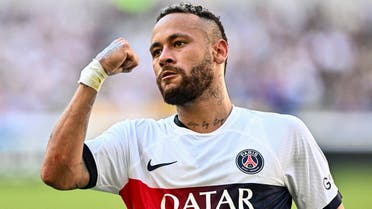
[0,0,371,208]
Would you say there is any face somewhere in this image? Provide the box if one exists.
[150,13,215,105]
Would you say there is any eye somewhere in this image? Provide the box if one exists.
[174,40,185,48]
[151,49,162,58]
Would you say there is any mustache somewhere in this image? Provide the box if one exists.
[158,66,185,79]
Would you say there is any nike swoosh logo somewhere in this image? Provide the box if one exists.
[147,159,177,171]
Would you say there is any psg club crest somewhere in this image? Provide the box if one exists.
[236,149,264,174]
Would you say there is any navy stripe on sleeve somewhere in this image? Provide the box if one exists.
[323,191,342,209]
[81,143,98,189]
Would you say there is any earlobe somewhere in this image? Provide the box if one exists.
[213,39,228,65]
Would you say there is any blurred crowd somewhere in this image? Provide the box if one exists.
[0,0,371,114]
[224,0,372,113]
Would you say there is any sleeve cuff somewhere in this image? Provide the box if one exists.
[81,143,98,189]
[323,191,343,209]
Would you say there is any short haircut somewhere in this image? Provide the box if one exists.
[156,3,228,72]
[157,3,227,42]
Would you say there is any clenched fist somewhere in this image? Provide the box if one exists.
[95,37,139,75]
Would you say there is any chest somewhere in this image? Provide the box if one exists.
[133,131,287,189]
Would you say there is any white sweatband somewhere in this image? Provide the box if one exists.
[78,59,108,92]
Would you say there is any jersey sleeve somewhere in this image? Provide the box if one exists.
[283,117,342,209]
[84,121,131,194]
[81,144,98,189]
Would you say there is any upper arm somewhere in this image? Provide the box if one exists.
[41,154,91,190]
[76,159,91,189]
[337,203,345,209]
[283,116,342,208]
[83,121,131,193]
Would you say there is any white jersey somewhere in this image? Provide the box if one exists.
[84,106,341,209]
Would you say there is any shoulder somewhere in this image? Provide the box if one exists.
[235,106,305,129]
[232,106,312,146]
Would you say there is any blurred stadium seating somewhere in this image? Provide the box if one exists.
[0,0,371,177]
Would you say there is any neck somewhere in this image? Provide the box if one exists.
[176,81,232,133]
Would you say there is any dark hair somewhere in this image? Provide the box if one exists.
[156,3,228,72]
[157,3,227,43]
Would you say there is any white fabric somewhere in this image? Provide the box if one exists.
[85,106,339,209]
[78,59,108,91]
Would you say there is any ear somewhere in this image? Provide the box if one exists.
[213,39,228,65]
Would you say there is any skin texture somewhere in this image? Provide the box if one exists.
[41,13,229,190]
[40,38,138,190]
[155,52,214,105]
[40,11,345,209]
[151,13,231,133]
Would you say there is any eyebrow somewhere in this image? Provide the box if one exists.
[149,33,191,52]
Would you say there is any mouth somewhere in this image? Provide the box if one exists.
[160,70,178,81]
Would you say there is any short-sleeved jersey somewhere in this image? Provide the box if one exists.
[84,106,342,209]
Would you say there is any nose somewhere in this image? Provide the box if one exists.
[159,47,175,67]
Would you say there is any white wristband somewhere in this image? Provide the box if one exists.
[78,59,108,92]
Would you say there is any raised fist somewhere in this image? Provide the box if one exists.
[95,37,139,75]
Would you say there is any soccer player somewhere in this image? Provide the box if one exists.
[41,3,345,209]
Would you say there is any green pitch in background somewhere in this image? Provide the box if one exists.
[0,158,371,209]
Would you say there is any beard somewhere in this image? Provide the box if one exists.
[156,54,214,105]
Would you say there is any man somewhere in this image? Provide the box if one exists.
[41,3,344,209]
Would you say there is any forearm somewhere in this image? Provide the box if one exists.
[41,37,138,190]
[41,84,96,190]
